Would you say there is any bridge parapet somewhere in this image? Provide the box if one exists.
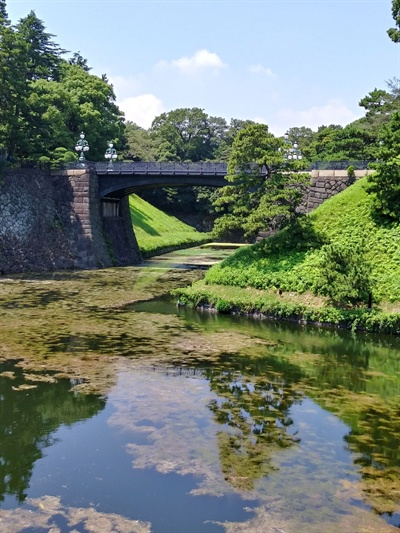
[95,161,228,176]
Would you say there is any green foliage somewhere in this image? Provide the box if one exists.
[347,165,355,179]
[202,178,400,303]
[215,298,232,313]
[212,123,310,241]
[310,124,378,161]
[0,8,125,163]
[150,107,228,162]
[173,282,400,334]
[122,121,160,161]
[388,0,400,42]
[312,242,372,305]
[367,111,400,220]
[129,194,209,256]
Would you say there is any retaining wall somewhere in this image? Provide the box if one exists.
[0,167,141,274]
[306,169,372,211]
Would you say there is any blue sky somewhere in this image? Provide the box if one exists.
[8,0,400,135]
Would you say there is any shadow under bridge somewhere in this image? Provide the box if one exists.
[96,161,230,199]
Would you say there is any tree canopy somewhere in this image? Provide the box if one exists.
[0,4,125,164]
[388,0,400,42]
[367,111,400,220]
[212,123,310,240]
[150,107,228,162]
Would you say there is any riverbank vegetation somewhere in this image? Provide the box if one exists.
[129,194,209,257]
[174,177,400,334]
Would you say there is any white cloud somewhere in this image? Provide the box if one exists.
[271,98,362,135]
[248,64,276,77]
[118,94,165,128]
[108,75,141,100]
[155,49,227,74]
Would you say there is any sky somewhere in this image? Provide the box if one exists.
[7,0,400,135]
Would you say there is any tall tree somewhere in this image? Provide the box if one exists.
[24,61,125,162]
[0,0,8,21]
[150,107,227,162]
[367,111,400,220]
[212,123,310,240]
[68,52,91,72]
[123,121,159,161]
[0,10,27,159]
[359,88,394,117]
[388,0,400,42]
[16,11,66,82]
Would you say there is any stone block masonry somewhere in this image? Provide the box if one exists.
[305,169,373,212]
[0,166,141,274]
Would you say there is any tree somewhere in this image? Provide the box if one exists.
[359,88,394,118]
[214,118,256,161]
[212,123,310,241]
[0,0,7,21]
[68,51,91,72]
[25,61,125,162]
[16,11,67,82]
[0,11,27,159]
[388,0,400,42]
[367,111,400,220]
[150,107,228,162]
[123,121,160,161]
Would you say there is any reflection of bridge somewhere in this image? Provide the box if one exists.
[95,161,229,198]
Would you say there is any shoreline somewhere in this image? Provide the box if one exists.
[173,282,400,336]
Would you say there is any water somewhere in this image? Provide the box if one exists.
[0,248,400,532]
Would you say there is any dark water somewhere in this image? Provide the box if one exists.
[0,251,400,532]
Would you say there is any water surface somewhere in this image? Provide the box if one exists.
[0,248,399,532]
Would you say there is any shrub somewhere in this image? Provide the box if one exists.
[312,242,372,306]
[215,298,232,313]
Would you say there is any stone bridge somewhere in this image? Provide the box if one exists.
[0,162,372,274]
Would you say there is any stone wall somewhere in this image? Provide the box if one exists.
[305,169,372,212]
[0,167,141,274]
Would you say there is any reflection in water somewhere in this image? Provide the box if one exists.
[0,362,105,505]
[0,259,400,531]
[207,355,302,490]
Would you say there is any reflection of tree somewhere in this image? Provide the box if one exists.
[342,399,400,515]
[206,355,303,491]
[0,361,105,503]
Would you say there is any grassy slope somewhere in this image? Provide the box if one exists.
[174,178,400,333]
[204,178,400,303]
[129,194,209,256]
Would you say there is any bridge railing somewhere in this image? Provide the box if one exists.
[307,160,373,170]
[95,161,228,175]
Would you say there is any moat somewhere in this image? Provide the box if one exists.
[0,247,399,532]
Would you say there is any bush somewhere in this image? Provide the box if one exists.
[312,242,372,305]
[215,298,232,313]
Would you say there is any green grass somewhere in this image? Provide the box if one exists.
[129,194,210,256]
[173,281,400,334]
[203,178,400,304]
